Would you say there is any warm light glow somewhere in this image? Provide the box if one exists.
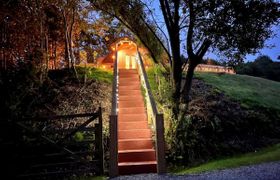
[112,47,115,51]
[112,55,115,59]
[102,65,106,69]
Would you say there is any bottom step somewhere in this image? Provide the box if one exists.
[118,161,157,175]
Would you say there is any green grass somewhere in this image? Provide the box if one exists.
[195,72,280,110]
[76,66,113,84]
[172,143,280,174]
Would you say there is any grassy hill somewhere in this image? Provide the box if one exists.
[195,72,280,110]
[169,72,280,174]
[147,67,280,173]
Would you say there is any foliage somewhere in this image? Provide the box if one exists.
[195,72,280,110]
[236,55,280,82]
[172,143,280,174]
[192,0,280,58]
[74,131,85,142]
[0,65,112,178]
[146,65,176,151]
[0,62,41,118]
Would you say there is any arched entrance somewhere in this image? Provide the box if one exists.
[114,37,137,69]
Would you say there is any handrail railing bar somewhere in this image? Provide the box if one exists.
[111,50,118,115]
[136,50,166,174]
[137,50,158,117]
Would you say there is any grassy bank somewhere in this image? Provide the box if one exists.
[172,143,280,174]
[76,66,113,84]
[195,72,280,110]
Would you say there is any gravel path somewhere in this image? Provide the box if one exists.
[112,161,280,180]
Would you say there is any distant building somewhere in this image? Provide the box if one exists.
[185,64,236,74]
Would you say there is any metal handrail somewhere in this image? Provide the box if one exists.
[136,50,166,174]
[136,51,158,120]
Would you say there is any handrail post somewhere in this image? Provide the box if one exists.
[97,107,104,174]
[156,114,166,173]
[109,115,118,177]
[109,50,118,177]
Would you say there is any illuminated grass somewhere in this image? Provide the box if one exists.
[76,66,113,84]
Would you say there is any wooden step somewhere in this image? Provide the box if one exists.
[119,77,139,83]
[119,80,141,87]
[118,114,147,122]
[118,95,143,101]
[119,69,138,73]
[118,90,142,96]
[118,100,144,108]
[118,161,157,175]
[118,129,152,139]
[119,76,139,82]
[116,67,157,175]
[119,73,139,78]
[118,149,156,163]
[118,138,153,150]
[119,84,140,90]
[118,107,145,114]
[119,121,148,130]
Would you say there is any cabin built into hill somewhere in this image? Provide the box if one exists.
[95,37,152,70]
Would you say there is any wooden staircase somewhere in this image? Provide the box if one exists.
[117,69,157,175]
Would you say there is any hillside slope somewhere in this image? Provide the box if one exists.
[180,72,280,164]
[147,67,280,167]
[195,72,280,110]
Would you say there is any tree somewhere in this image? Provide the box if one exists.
[159,0,280,105]
[159,0,182,101]
[236,55,280,82]
[90,0,279,109]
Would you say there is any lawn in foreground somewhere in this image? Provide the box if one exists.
[195,72,280,110]
[172,143,280,174]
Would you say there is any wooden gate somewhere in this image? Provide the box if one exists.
[2,107,104,179]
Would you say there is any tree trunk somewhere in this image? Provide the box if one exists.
[54,41,57,69]
[181,59,199,103]
[63,10,70,69]
[170,35,182,100]
[168,32,182,119]
[45,32,49,71]
[68,7,76,68]
[39,13,45,84]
